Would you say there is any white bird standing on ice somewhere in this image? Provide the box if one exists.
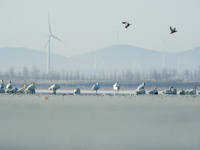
[0,80,5,93]
[91,83,100,94]
[135,82,146,95]
[162,86,174,94]
[122,22,131,28]
[74,88,81,95]
[48,84,60,94]
[189,87,196,95]
[113,83,120,93]
[148,87,158,95]
[18,85,27,94]
[6,80,12,89]
[0,80,4,89]
[26,82,36,93]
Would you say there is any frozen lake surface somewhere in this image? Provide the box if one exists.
[0,94,200,150]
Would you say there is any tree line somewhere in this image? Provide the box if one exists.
[1,66,200,84]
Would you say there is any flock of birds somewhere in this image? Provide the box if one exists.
[0,21,189,96]
[0,80,36,94]
[134,82,198,95]
[122,21,178,35]
[0,23,178,95]
[0,80,199,95]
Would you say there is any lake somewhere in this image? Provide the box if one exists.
[0,94,200,150]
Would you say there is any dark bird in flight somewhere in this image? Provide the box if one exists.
[122,22,131,28]
[170,26,177,34]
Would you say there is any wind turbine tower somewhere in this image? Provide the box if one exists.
[44,13,64,75]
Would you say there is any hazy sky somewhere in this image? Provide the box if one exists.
[0,0,200,57]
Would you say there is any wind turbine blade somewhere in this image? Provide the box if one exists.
[51,35,65,43]
[44,39,49,51]
[48,13,52,35]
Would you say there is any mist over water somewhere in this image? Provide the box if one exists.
[0,95,200,150]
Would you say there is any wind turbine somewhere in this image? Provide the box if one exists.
[44,13,64,75]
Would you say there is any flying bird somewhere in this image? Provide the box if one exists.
[122,22,131,28]
[170,26,177,34]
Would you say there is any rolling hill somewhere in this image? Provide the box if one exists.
[0,45,200,73]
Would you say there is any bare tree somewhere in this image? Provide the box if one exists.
[32,66,40,83]
[134,71,141,81]
[65,71,69,80]
[17,71,22,82]
[9,66,14,81]
[70,71,73,80]
[194,70,198,80]
[184,69,190,82]
[152,70,161,82]
[125,70,133,81]
[81,72,85,80]
[162,68,169,81]
[74,70,80,80]
[23,66,29,83]
[113,71,117,81]
[172,69,177,80]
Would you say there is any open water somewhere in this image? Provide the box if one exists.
[0,93,200,150]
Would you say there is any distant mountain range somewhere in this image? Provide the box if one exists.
[0,45,200,73]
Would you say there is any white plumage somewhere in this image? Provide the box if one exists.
[74,88,81,95]
[135,82,146,95]
[18,85,27,93]
[26,82,36,93]
[178,89,185,95]
[162,86,174,94]
[185,89,189,95]
[189,87,196,95]
[91,83,100,94]
[135,87,146,95]
[172,88,177,95]
[27,82,35,90]
[0,80,4,89]
[113,83,120,93]
[0,80,5,93]
[136,82,145,91]
[48,84,60,94]
[148,87,158,95]
[6,80,12,89]
[9,88,18,94]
